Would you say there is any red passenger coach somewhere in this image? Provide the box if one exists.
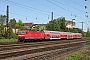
[60,32,67,39]
[60,32,73,39]
[43,31,51,40]
[44,31,60,40]
[66,32,73,39]
[72,33,78,39]
[75,33,82,39]
[50,31,60,39]
[72,33,82,39]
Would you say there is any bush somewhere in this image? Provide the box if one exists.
[0,39,18,43]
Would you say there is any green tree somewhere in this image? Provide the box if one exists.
[0,15,6,39]
[8,25,13,39]
[60,17,66,31]
[0,23,5,38]
[0,15,6,24]
[9,18,16,28]
[46,17,66,31]
[86,28,90,37]
[68,28,83,33]
[8,25,17,39]
[46,20,54,31]
[9,18,16,33]
[16,20,24,30]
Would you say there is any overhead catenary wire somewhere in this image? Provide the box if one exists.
[2,0,51,16]
[47,0,85,20]
[1,0,90,19]
[0,9,49,22]
[0,1,76,22]
[51,0,85,15]
[1,0,73,20]
[33,0,86,20]
[1,0,66,22]
[67,0,90,22]
[0,10,36,22]
[1,0,76,19]
[69,0,90,16]
[69,0,83,7]
[32,0,73,19]
[69,0,89,12]
[31,0,74,20]
[50,0,84,20]
[47,0,72,13]
[32,0,56,10]
[0,9,34,18]
[2,0,65,18]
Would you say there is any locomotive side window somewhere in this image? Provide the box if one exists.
[19,31,24,34]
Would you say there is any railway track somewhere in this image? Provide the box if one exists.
[23,42,90,60]
[0,38,90,59]
[0,43,82,59]
[0,40,88,54]
[0,38,89,46]
[0,39,89,52]
[0,38,89,49]
[23,46,83,60]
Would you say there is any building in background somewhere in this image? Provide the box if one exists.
[24,22,34,28]
[34,24,46,29]
[66,20,76,28]
[24,23,46,29]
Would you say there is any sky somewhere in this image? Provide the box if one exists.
[0,0,90,32]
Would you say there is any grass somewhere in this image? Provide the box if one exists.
[64,52,90,60]
[0,39,18,43]
[64,52,83,60]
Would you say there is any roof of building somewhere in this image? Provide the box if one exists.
[24,22,33,27]
[66,20,75,25]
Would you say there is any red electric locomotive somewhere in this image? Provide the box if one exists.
[18,30,45,42]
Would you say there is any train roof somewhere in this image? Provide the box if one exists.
[43,30,60,32]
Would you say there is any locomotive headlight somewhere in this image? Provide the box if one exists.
[18,35,21,36]
[18,35,25,36]
[22,35,25,36]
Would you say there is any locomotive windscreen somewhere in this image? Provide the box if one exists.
[18,31,24,34]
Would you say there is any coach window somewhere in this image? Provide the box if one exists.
[45,34,50,36]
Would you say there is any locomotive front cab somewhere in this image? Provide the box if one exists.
[18,30,28,42]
